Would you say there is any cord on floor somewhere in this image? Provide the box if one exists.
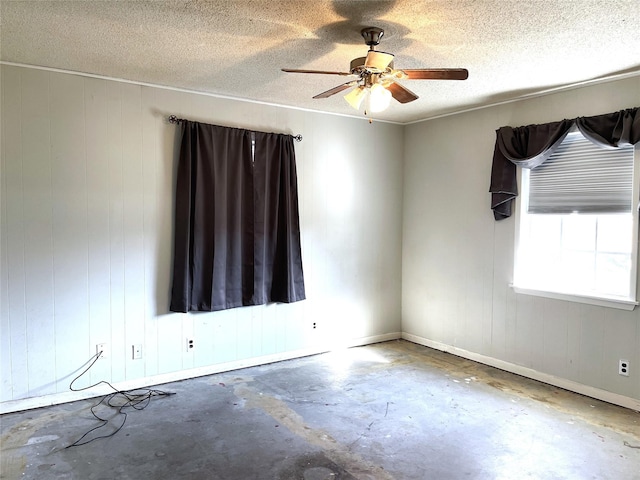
[66,350,175,448]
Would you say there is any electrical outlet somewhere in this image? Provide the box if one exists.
[132,344,142,360]
[619,359,629,376]
[186,338,194,352]
[96,343,108,359]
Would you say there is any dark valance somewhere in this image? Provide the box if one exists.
[170,120,305,312]
[489,107,640,220]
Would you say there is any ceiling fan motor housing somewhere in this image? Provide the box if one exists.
[361,27,384,47]
[350,55,394,74]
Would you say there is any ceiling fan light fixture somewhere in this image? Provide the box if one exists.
[368,83,392,112]
[344,85,367,110]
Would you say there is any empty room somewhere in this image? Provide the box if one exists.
[1,1,639,479]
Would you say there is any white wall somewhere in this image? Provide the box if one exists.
[3,64,638,414]
[403,76,640,408]
[0,65,404,411]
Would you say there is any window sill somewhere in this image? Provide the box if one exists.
[510,285,638,311]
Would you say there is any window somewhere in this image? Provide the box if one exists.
[513,130,639,310]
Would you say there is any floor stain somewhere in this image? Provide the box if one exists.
[234,382,395,480]
[0,410,72,479]
[278,452,356,480]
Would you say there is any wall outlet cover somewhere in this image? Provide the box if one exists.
[96,343,108,359]
[132,344,143,360]
[619,359,629,376]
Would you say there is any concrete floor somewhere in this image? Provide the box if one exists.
[1,340,639,479]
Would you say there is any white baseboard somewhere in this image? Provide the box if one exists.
[6,331,636,414]
[402,332,640,412]
[0,332,402,415]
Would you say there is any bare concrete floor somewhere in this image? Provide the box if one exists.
[2,340,639,479]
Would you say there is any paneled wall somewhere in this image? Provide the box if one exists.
[0,65,404,410]
[403,77,640,406]
[3,63,638,413]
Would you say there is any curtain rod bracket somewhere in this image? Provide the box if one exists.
[293,134,303,142]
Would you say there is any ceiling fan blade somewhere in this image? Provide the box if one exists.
[313,81,358,99]
[282,68,353,76]
[386,82,419,104]
[401,68,469,80]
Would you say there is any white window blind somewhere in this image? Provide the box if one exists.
[528,132,634,214]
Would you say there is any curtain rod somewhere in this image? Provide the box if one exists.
[167,115,303,142]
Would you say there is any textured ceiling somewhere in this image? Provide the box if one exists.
[2,0,639,124]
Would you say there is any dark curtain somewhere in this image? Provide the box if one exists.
[489,107,640,220]
[170,121,305,312]
[253,131,306,305]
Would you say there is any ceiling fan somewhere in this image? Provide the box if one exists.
[282,27,468,113]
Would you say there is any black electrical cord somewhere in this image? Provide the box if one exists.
[66,350,175,448]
